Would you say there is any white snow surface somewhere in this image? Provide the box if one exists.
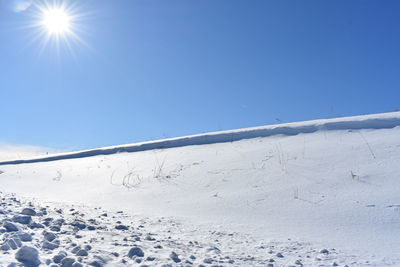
[0,143,55,162]
[1,111,400,266]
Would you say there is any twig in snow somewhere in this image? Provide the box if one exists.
[358,132,376,159]
[52,170,62,181]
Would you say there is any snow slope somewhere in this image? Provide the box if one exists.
[1,112,400,266]
[0,143,55,162]
[1,111,399,165]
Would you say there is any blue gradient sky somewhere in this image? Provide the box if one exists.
[1,0,399,150]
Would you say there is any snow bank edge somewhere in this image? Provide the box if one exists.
[1,112,399,165]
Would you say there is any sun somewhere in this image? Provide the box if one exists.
[23,0,88,56]
[41,7,72,35]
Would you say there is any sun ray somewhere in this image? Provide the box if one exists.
[20,0,89,58]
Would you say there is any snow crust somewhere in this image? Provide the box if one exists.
[1,111,399,165]
[1,112,400,266]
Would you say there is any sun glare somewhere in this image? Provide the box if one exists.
[25,0,87,56]
[41,7,71,35]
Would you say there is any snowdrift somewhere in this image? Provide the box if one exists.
[1,111,399,165]
[1,111,400,265]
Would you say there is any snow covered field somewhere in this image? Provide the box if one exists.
[1,112,400,266]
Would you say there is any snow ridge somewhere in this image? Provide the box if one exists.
[1,112,399,165]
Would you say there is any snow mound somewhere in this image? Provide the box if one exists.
[0,112,400,266]
[1,191,370,267]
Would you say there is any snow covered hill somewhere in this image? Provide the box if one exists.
[1,112,400,266]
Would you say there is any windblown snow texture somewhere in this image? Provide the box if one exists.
[1,112,400,266]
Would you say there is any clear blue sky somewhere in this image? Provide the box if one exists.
[1,0,399,150]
